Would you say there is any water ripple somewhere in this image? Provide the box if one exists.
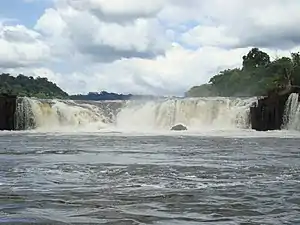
[0,134,299,224]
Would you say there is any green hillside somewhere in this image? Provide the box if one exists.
[0,73,68,99]
[185,48,300,97]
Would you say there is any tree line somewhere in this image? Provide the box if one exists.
[185,48,300,97]
[0,73,68,99]
[0,74,156,100]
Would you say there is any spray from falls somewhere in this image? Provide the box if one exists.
[15,97,257,131]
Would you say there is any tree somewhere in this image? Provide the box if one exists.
[185,84,217,97]
[242,47,271,71]
[0,73,69,99]
[290,52,300,86]
[185,48,300,97]
[209,68,247,96]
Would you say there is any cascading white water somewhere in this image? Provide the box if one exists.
[16,97,119,131]
[15,96,257,131]
[282,93,300,130]
[116,97,257,130]
[15,97,34,130]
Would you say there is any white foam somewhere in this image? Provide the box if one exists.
[3,128,300,139]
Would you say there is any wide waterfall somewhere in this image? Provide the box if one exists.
[14,96,258,131]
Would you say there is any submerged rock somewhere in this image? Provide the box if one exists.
[170,124,187,131]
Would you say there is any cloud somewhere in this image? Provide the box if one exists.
[64,0,164,23]
[180,25,239,48]
[35,0,169,62]
[236,2,300,49]
[1,0,300,96]
[45,44,250,96]
[163,0,300,49]
[65,16,168,62]
[0,22,50,68]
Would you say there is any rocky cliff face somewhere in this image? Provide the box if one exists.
[0,94,17,130]
[250,87,300,131]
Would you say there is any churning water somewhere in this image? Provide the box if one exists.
[1,95,300,224]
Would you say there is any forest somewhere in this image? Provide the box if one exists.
[0,73,68,99]
[70,92,158,101]
[70,91,133,100]
[0,74,155,100]
[185,48,300,97]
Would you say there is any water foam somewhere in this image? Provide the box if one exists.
[15,96,257,132]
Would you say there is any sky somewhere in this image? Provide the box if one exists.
[0,0,300,96]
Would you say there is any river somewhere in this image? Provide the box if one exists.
[1,95,300,224]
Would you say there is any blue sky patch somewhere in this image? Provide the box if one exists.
[0,0,52,27]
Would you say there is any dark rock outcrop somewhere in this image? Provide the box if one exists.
[250,86,300,131]
[171,124,187,131]
[0,94,17,130]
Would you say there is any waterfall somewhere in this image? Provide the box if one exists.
[115,97,256,130]
[14,97,257,131]
[15,97,123,131]
[282,93,300,130]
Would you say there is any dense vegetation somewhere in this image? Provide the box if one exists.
[70,91,159,101]
[185,48,300,97]
[0,73,68,99]
[70,91,133,101]
[0,74,157,100]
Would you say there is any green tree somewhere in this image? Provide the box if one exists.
[0,73,69,99]
[291,52,300,85]
[242,48,271,71]
[185,84,217,97]
[185,48,300,97]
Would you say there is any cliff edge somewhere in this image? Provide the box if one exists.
[250,86,300,131]
[0,94,17,130]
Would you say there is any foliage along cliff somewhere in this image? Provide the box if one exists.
[185,48,300,97]
[70,91,160,101]
[0,73,159,101]
[0,73,68,99]
[70,91,133,101]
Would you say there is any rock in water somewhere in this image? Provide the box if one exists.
[170,124,187,131]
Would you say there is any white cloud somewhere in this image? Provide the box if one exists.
[35,8,66,36]
[35,1,169,62]
[0,23,50,68]
[1,0,300,96]
[45,45,251,96]
[160,0,300,49]
[180,25,239,48]
[62,0,165,22]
